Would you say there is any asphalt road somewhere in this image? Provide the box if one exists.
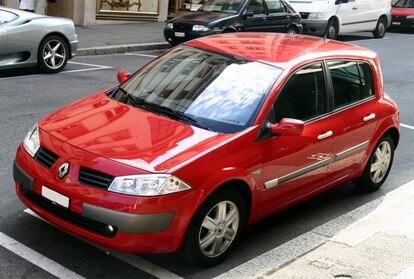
[1,27,414,279]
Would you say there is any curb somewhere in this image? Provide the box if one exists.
[76,42,170,56]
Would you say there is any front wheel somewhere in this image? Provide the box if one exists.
[181,189,246,266]
[373,17,387,38]
[286,27,298,34]
[354,135,395,191]
[325,19,338,40]
[37,35,69,73]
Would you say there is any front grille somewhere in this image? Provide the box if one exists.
[23,188,117,237]
[78,167,114,189]
[34,147,59,169]
[173,23,193,31]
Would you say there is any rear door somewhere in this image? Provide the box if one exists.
[326,60,378,181]
[264,0,292,32]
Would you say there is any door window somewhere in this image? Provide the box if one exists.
[246,0,266,15]
[265,0,286,13]
[328,60,374,109]
[274,62,327,123]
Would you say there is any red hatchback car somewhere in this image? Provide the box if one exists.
[13,33,399,265]
[392,0,414,27]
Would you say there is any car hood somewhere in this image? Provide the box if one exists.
[38,92,233,173]
[392,7,414,16]
[169,11,235,25]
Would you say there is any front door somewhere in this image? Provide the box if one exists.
[336,0,358,33]
[243,0,270,32]
[257,62,334,217]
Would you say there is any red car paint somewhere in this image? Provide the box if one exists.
[392,7,414,17]
[14,33,399,253]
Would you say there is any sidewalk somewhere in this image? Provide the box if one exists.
[259,180,414,279]
[75,22,169,56]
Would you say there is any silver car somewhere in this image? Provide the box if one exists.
[0,7,78,73]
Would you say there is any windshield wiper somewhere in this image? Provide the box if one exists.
[127,97,214,132]
[117,86,141,106]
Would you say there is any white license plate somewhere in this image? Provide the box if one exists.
[175,32,185,37]
[393,22,401,25]
[41,186,69,208]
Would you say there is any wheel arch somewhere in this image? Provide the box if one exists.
[383,127,400,148]
[39,32,71,57]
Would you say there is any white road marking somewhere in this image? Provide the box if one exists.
[68,61,112,68]
[0,231,85,279]
[395,264,414,279]
[24,209,183,279]
[401,123,414,130]
[125,53,157,58]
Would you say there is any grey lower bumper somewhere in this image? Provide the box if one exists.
[301,19,328,36]
[82,203,174,234]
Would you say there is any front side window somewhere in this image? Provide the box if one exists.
[274,62,326,123]
[328,60,374,110]
[199,0,244,14]
[265,0,286,13]
[246,0,266,15]
[0,10,18,25]
[113,46,282,133]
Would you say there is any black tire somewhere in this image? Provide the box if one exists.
[286,27,298,34]
[354,135,395,192]
[37,35,69,73]
[373,17,387,38]
[180,189,246,266]
[325,18,338,40]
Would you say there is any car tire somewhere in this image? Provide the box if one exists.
[180,189,246,266]
[286,27,298,34]
[37,35,69,73]
[325,18,338,40]
[373,17,387,38]
[355,135,395,192]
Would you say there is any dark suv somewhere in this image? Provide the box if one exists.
[164,0,303,45]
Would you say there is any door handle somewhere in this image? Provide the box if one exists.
[363,113,376,122]
[352,7,357,10]
[317,131,333,140]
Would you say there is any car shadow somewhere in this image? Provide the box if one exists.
[0,67,42,78]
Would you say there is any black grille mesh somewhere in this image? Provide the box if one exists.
[34,147,59,169]
[78,167,114,189]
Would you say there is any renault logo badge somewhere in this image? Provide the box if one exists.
[58,162,70,179]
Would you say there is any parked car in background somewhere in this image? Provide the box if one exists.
[392,0,414,27]
[0,7,78,73]
[164,0,302,45]
[289,0,392,39]
[14,32,399,266]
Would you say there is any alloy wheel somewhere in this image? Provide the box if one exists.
[198,200,240,258]
[42,39,67,70]
[370,141,392,184]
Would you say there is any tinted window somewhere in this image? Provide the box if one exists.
[246,0,266,15]
[266,0,286,13]
[274,63,326,123]
[0,10,18,25]
[116,46,282,133]
[328,61,374,109]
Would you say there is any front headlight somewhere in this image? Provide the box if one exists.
[166,23,174,29]
[193,25,210,32]
[308,12,326,20]
[108,174,191,196]
[23,124,40,157]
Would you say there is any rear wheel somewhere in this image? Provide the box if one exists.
[354,135,395,191]
[37,35,69,73]
[181,189,246,266]
[373,17,387,38]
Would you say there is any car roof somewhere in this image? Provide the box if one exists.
[185,33,377,69]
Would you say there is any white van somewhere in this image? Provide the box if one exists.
[289,0,392,39]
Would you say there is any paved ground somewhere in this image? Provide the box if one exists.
[0,27,414,279]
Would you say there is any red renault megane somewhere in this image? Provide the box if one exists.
[13,33,399,265]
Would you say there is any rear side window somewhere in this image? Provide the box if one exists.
[266,0,287,13]
[0,10,18,25]
[274,62,326,122]
[328,60,375,109]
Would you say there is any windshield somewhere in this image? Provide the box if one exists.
[198,0,244,14]
[393,0,414,7]
[0,10,18,25]
[112,46,282,134]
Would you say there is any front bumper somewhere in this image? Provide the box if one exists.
[68,34,78,58]
[392,15,414,26]
[301,19,328,36]
[13,134,198,253]
[164,28,214,45]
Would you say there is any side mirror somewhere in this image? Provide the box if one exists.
[269,118,304,136]
[117,69,131,84]
[244,11,254,18]
[335,0,348,4]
